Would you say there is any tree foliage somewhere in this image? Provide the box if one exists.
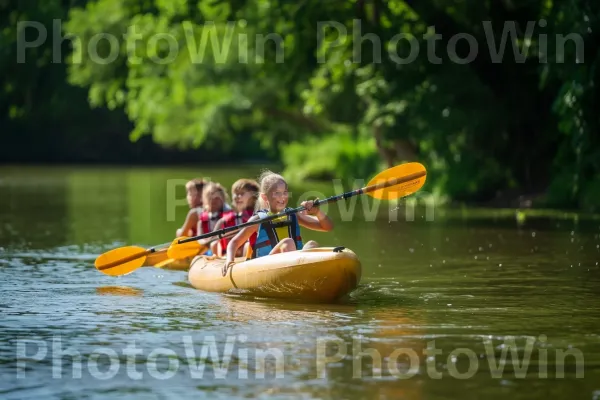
[3,0,599,210]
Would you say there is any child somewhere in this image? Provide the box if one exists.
[196,181,233,238]
[209,178,259,257]
[224,170,333,274]
[176,178,206,237]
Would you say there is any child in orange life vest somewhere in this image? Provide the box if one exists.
[224,170,334,273]
[208,178,259,257]
[176,178,206,237]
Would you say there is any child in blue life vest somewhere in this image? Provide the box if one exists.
[223,170,334,274]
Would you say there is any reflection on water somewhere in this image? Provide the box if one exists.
[95,286,144,297]
[1,166,600,399]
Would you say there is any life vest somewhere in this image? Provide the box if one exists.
[219,208,254,252]
[249,208,303,258]
[198,208,234,234]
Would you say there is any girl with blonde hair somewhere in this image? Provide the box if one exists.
[196,182,232,236]
[224,170,333,274]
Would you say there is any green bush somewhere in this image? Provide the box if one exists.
[281,132,381,184]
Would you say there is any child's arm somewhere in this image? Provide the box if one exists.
[211,241,219,256]
[223,216,260,274]
[297,199,334,232]
[198,218,225,246]
[176,209,198,237]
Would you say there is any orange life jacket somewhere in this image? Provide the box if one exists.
[219,208,254,253]
[198,209,234,234]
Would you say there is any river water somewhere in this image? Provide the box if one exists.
[1,165,599,399]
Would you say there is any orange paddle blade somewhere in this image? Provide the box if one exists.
[95,246,148,276]
[154,258,176,268]
[142,248,168,266]
[366,162,427,200]
[155,242,208,268]
[167,237,204,260]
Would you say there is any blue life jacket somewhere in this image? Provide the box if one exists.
[252,208,303,258]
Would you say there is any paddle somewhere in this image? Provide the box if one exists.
[148,231,237,269]
[94,162,426,276]
[167,162,427,260]
[94,244,170,276]
[153,258,179,268]
[96,231,238,275]
[95,240,204,276]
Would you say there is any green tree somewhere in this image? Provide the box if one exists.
[62,0,600,210]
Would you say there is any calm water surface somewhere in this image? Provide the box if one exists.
[1,165,600,400]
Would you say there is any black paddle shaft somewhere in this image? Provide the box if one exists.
[177,170,426,245]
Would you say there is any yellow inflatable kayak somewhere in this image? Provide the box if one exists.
[188,247,361,302]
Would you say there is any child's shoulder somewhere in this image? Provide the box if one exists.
[188,207,202,217]
[248,214,262,222]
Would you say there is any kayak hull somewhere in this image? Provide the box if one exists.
[188,247,361,303]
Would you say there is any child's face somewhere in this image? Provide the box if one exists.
[263,181,288,212]
[233,190,254,211]
[186,187,200,208]
[207,192,224,212]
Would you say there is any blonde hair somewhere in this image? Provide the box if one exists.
[256,170,287,211]
[202,182,229,210]
[232,178,259,210]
